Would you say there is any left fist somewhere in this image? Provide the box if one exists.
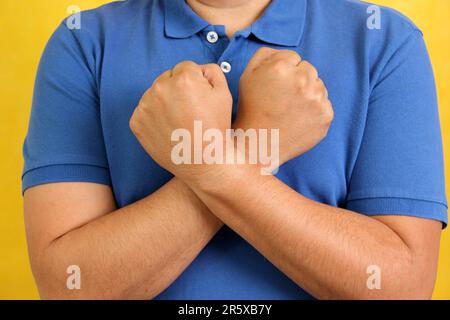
[130,61,233,179]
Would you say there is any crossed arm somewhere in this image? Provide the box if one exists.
[24,48,442,300]
[25,172,441,300]
[25,178,222,299]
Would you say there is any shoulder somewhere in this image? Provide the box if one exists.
[60,0,158,38]
[50,0,162,48]
[45,0,161,62]
[306,0,426,82]
[307,0,422,43]
[319,0,420,31]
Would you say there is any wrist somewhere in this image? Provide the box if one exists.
[172,128,279,190]
[231,120,282,174]
[181,158,261,194]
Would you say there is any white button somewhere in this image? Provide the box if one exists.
[206,31,219,44]
[220,61,232,73]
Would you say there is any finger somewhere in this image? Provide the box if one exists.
[312,78,329,100]
[246,47,278,71]
[297,60,319,79]
[201,64,229,89]
[270,50,302,66]
[149,69,171,91]
[317,78,329,99]
[171,60,203,77]
[156,69,171,81]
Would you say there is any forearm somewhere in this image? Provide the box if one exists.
[35,178,222,299]
[185,165,426,300]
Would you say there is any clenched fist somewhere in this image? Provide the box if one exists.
[130,61,232,180]
[236,47,333,166]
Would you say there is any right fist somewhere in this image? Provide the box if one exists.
[130,61,232,180]
[236,47,334,166]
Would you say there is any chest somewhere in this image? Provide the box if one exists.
[97,34,369,208]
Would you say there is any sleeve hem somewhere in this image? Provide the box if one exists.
[22,164,111,194]
[346,197,448,229]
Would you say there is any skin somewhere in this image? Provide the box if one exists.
[186,0,272,38]
[25,179,222,299]
[24,0,442,299]
[236,48,333,165]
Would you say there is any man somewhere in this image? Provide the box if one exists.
[23,0,447,299]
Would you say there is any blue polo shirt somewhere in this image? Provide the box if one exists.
[23,0,448,299]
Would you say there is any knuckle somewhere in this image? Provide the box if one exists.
[309,68,319,79]
[322,101,334,125]
[253,47,277,63]
[291,50,302,61]
[257,46,275,56]
[129,116,135,132]
[316,78,324,88]
[204,63,222,76]
[301,60,312,68]
[151,81,164,95]
[313,84,324,99]
[129,108,141,133]
[296,73,308,87]
[174,73,193,87]
[277,50,301,60]
[272,51,286,59]
[317,79,328,97]
[272,60,291,76]
[177,60,198,69]
[205,63,221,71]
[302,61,318,78]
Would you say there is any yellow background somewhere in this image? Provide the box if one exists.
[0,0,448,299]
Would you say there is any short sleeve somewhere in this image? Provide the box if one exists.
[22,22,111,193]
[346,30,448,227]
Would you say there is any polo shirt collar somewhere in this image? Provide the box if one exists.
[164,0,209,39]
[250,0,306,47]
[164,0,307,47]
